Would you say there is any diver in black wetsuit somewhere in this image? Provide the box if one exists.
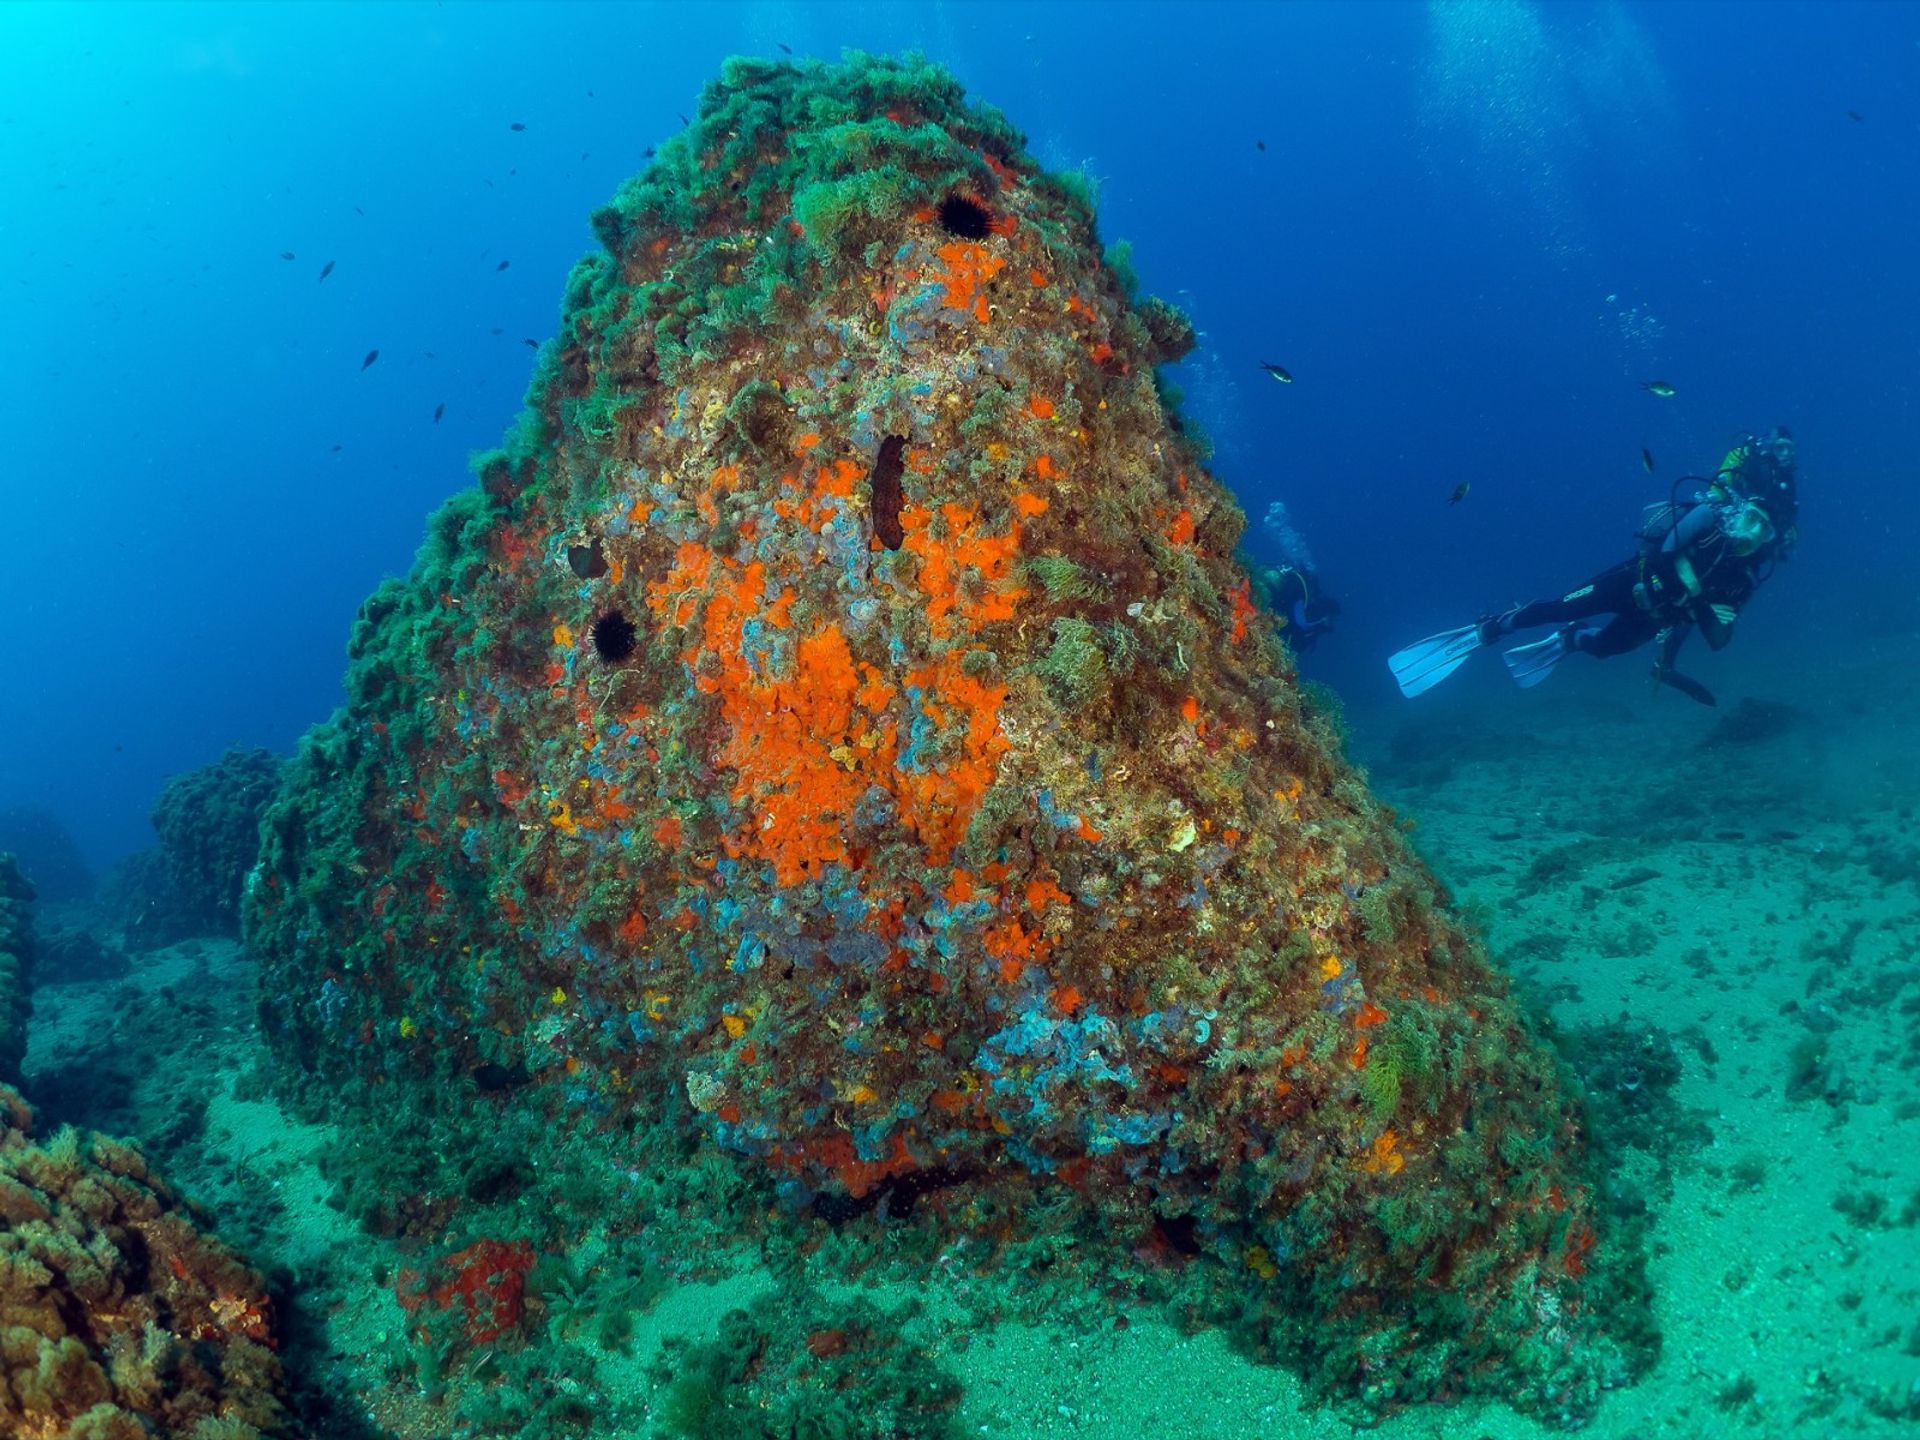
[1257,562,1341,653]
[1389,427,1799,705]
[1247,500,1340,654]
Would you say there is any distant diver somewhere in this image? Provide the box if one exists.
[1251,500,1338,652]
[1389,426,1800,706]
[1259,561,1340,653]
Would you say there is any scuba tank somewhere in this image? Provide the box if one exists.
[1635,474,1717,555]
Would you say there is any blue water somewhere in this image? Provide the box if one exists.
[1,0,1914,872]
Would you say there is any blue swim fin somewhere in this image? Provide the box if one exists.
[1502,629,1571,688]
[1388,624,1484,698]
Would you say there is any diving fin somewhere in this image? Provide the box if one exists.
[1657,668,1717,707]
[1388,624,1484,698]
[1502,629,1571,689]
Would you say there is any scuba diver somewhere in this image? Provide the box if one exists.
[1258,560,1341,652]
[1249,500,1339,652]
[1389,426,1799,706]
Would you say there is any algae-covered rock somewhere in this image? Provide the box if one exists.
[0,859,290,1436]
[0,854,35,1086]
[149,747,284,940]
[0,1084,290,1438]
[248,52,1636,1420]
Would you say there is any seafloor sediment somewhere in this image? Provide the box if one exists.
[243,52,1636,1424]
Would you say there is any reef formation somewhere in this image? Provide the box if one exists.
[148,748,286,941]
[248,53,1632,1419]
[0,862,289,1438]
[0,1086,289,1440]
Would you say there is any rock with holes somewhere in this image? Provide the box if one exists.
[248,53,1636,1420]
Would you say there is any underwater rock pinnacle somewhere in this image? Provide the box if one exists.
[249,53,1632,1419]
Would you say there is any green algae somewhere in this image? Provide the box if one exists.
[652,1284,963,1440]
[1034,617,1109,707]
[1023,554,1107,604]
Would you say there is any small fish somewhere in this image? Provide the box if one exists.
[777,41,792,55]
[1256,139,1266,152]
[1641,446,1656,473]
[360,348,379,370]
[318,259,335,281]
[510,121,526,132]
[1260,361,1293,384]
[1448,482,1471,505]
[1641,380,1676,397]
[643,146,656,159]
[523,337,539,348]
[329,443,343,453]
[496,259,510,272]
[354,205,364,216]
[677,112,690,126]
[278,250,295,260]
[1847,109,1864,123]
[433,402,446,423]
[490,326,504,335]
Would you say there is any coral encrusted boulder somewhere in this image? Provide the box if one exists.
[248,53,1632,1419]
[0,1085,290,1439]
